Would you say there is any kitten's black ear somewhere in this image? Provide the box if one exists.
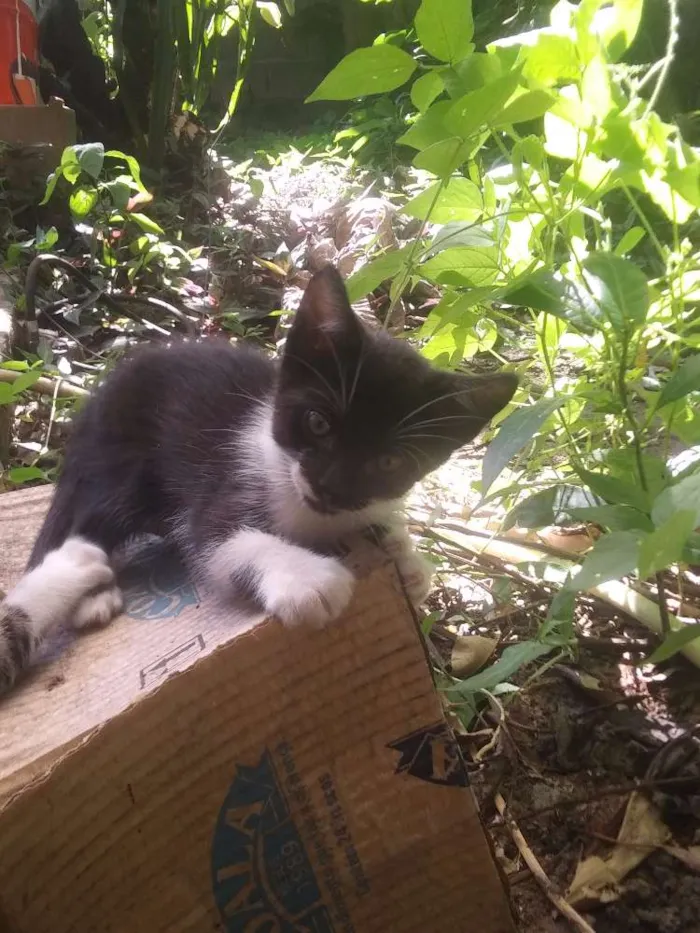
[290,266,361,349]
[452,371,519,424]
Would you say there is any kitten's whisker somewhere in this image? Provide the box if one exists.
[284,353,344,415]
[399,414,477,433]
[326,338,348,412]
[348,341,369,409]
[395,388,473,429]
[398,433,462,442]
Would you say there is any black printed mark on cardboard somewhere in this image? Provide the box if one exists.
[277,743,356,933]
[388,722,469,787]
[211,749,335,933]
[139,634,206,688]
[319,773,369,897]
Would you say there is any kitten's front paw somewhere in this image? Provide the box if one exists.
[394,551,434,608]
[261,555,355,628]
[71,585,124,630]
[37,537,115,608]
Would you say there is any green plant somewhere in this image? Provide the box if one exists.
[308,0,700,691]
[108,0,286,167]
[41,144,193,285]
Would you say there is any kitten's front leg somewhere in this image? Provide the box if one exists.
[373,519,434,609]
[206,528,355,627]
[1,538,116,693]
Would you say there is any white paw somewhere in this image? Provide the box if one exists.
[8,537,115,637]
[71,585,123,630]
[261,556,355,628]
[394,551,434,608]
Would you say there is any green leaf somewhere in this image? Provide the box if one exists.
[0,383,14,404]
[129,213,165,235]
[503,485,595,531]
[35,226,59,251]
[59,146,81,184]
[415,0,474,63]
[571,531,643,590]
[520,34,580,86]
[428,222,495,255]
[444,69,522,139]
[413,137,475,176]
[69,185,98,219]
[445,640,554,699]
[40,169,61,206]
[104,180,132,211]
[582,252,649,330]
[646,623,700,664]
[257,1,282,28]
[568,504,654,532]
[538,586,576,643]
[658,356,700,409]
[614,226,645,256]
[420,246,500,288]
[652,472,700,528]
[398,101,452,151]
[345,248,409,302]
[307,45,417,101]
[638,510,696,580]
[72,143,105,180]
[9,370,41,395]
[493,89,554,126]
[404,178,483,224]
[7,466,45,485]
[576,467,650,513]
[106,150,147,192]
[410,71,444,112]
[482,397,565,494]
[503,270,569,314]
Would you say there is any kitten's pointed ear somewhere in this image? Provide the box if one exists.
[292,266,360,343]
[454,372,519,424]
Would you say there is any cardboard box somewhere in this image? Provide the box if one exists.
[0,486,515,933]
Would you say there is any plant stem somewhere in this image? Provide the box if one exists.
[645,0,680,117]
[384,176,447,328]
[616,334,672,635]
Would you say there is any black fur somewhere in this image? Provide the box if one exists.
[29,266,517,571]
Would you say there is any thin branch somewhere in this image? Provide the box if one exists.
[0,368,89,399]
[494,793,597,933]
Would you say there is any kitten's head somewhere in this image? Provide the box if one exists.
[273,266,517,514]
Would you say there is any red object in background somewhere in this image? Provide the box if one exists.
[0,0,39,105]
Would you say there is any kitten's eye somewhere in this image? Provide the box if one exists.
[378,453,404,473]
[305,410,331,437]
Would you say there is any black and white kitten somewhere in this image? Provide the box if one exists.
[0,266,516,692]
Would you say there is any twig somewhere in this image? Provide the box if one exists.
[415,523,700,669]
[0,368,89,399]
[494,792,597,933]
[21,253,196,353]
[40,375,60,458]
[518,776,699,823]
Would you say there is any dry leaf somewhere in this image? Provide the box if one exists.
[567,792,671,907]
[554,666,624,707]
[663,845,700,873]
[450,634,497,676]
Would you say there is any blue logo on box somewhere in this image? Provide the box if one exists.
[121,541,199,621]
[211,750,334,932]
